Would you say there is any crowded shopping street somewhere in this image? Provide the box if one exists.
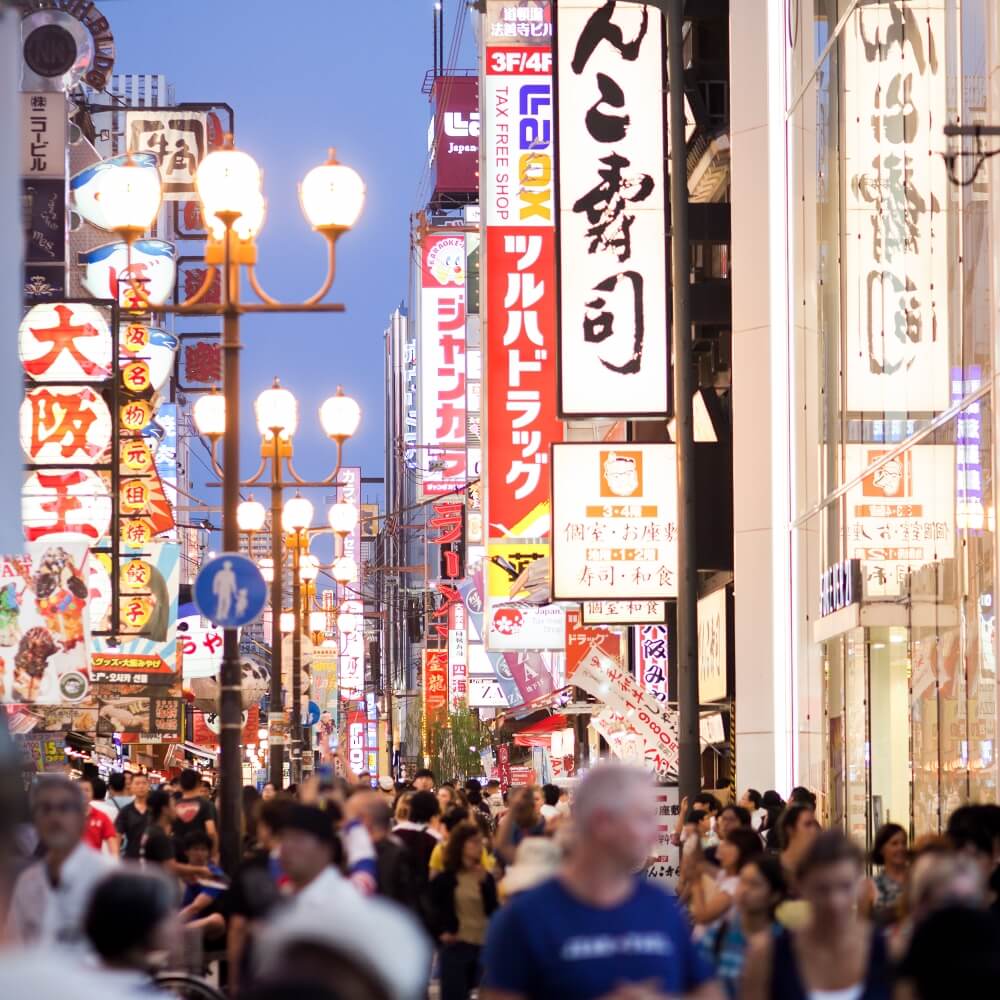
[3,0,1000,998]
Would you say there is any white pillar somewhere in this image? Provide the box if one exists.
[0,10,23,551]
[729,0,793,795]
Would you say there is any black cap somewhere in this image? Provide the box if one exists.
[283,805,337,846]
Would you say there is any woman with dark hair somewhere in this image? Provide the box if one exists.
[863,822,908,925]
[494,787,546,865]
[688,827,764,934]
[426,821,498,1000]
[775,801,819,895]
[743,830,892,999]
[699,855,786,998]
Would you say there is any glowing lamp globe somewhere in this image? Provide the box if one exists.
[259,557,274,583]
[255,378,298,441]
[319,387,361,441]
[328,501,358,536]
[279,612,295,635]
[208,189,266,242]
[102,155,162,240]
[237,498,267,533]
[193,391,226,438]
[299,151,366,232]
[336,608,358,635]
[282,494,314,534]
[196,142,262,230]
[299,554,320,582]
[309,611,326,634]
[332,556,358,585]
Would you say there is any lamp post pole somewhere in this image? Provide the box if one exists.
[291,536,303,783]
[219,228,244,875]
[268,438,285,788]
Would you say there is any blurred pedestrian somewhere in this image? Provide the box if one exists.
[79,777,120,856]
[427,821,499,1000]
[539,784,561,823]
[412,768,436,792]
[739,789,768,832]
[775,801,819,897]
[698,854,786,998]
[742,830,890,999]
[863,822,908,926]
[140,788,215,884]
[106,772,133,814]
[115,772,150,860]
[5,776,114,954]
[480,764,723,1000]
[172,768,218,862]
[688,827,763,936]
[393,790,441,871]
[498,837,561,901]
[495,787,546,865]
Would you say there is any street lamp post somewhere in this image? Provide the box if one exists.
[103,141,366,874]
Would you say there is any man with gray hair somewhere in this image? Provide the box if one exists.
[481,764,722,1000]
[5,776,115,953]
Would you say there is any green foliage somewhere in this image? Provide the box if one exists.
[427,706,488,782]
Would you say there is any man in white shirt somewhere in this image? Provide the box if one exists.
[6,776,115,954]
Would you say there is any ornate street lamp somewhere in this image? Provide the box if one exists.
[102,134,365,874]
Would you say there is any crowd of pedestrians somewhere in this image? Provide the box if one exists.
[2,761,1000,1000]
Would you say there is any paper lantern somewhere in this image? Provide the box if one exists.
[120,399,153,432]
[19,302,113,382]
[120,479,150,513]
[20,386,113,465]
[121,518,153,548]
[121,360,151,393]
[121,559,153,592]
[22,468,112,542]
[122,323,150,354]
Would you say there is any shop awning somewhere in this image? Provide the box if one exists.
[183,742,218,761]
[514,713,569,747]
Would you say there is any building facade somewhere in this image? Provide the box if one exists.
[733,0,1000,845]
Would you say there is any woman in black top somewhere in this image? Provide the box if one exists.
[742,830,891,1000]
[426,821,498,1000]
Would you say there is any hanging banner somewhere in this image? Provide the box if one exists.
[553,0,669,417]
[419,233,468,498]
[448,602,468,708]
[564,606,621,679]
[551,443,678,600]
[573,645,678,778]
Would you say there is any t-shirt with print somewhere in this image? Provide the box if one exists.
[83,806,116,851]
[481,876,714,1000]
[172,797,212,860]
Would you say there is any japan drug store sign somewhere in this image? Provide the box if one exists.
[553,0,669,418]
[551,443,678,601]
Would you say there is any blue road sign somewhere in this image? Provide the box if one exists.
[304,701,321,728]
[194,553,267,629]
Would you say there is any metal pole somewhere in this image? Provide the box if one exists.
[219,235,243,874]
[291,536,302,784]
[268,439,284,788]
[668,0,700,803]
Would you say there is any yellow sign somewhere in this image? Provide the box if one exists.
[120,400,153,432]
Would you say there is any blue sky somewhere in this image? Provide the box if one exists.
[104,0,476,534]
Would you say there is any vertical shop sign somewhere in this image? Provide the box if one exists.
[126,110,210,201]
[449,602,468,708]
[337,467,364,699]
[432,77,480,196]
[483,33,562,540]
[843,5,949,412]
[553,0,669,417]
[637,623,668,702]
[696,588,727,702]
[419,233,468,497]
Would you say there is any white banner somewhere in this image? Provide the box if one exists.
[573,645,678,777]
[485,601,565,650]
[554,0,669,417]
[551,443,678,600]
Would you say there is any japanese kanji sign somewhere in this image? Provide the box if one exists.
[843,4,949,412]
[19,303,113,382]
[419,233,468,498]
[554,0,669,417]
[564,606,622,680]
[337,467,365,699]
[551,443,678,600]
[697,588,727,702]
[636,623,669,703]
[21,93,66,178]
[126,110,209,201]
[20,386,113,466]
[581,598,666,624]
[487,0,552,44]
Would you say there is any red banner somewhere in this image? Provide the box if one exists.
[564,608,622,680]
[422,649,449,724]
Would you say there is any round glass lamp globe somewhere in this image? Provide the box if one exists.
[309,611,327,634]
[209,189,266,242]
[258,557,274,583]
[103,157,162,236]
[331,556,358,585]
[193,392,226,438]
[282,494,314,534]
[319,391,361,441]
[279,612,295,635]
[328,501,359,535]
[196,147,262,227]
[299,554,320,582]
[336,611,358,635]
[237,499,267,533]
[255,381,298,441]
[299,159,365,231]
